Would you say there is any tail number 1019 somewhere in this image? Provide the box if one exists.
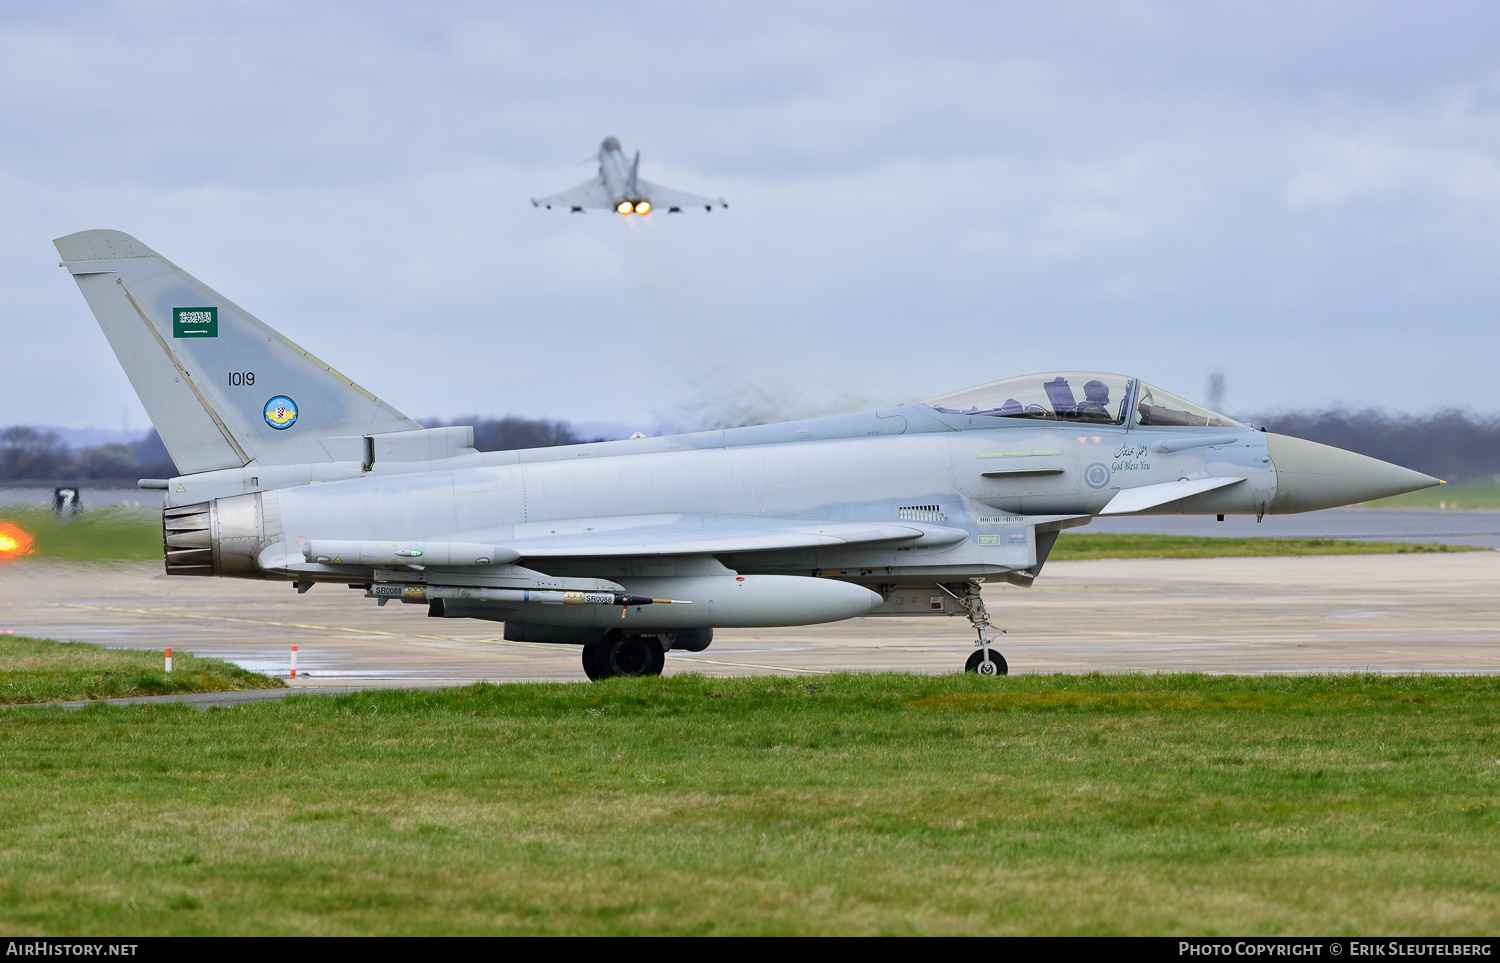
[228,372,255,386]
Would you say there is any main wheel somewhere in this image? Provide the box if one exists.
[599,633,665,677]
[582,644,606,681]
[965,648,1008,676]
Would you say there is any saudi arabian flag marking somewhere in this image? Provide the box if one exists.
[173,307,218,338]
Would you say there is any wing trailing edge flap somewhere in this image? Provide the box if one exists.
[635,178,726,211]
[531,178,611,210]
[503,515,969,558]
[1099,477,1246,515]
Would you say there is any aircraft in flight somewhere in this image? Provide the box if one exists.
[531,137,728,215]
[55,230,1440,679]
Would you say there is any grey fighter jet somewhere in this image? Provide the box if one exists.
[55,230,1440,679]
[531,137,727,215]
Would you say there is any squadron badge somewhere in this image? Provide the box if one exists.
[264,395,298,430]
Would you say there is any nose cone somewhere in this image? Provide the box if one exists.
[1266,433,1440,514]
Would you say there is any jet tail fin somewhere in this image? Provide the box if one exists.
[54,230,421,475]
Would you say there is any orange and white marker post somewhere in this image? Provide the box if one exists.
[165,647,173,673]
[290,645,297,680]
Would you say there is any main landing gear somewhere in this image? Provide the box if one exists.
[582,630,666,681]
[940,580,1008,676]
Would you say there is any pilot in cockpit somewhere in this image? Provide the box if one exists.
[1076,379,1111,417]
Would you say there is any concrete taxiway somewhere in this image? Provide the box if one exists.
[1091,507,1500,550]
[3,553,1498,683]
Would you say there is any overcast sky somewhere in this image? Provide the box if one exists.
[5,1,1500,434]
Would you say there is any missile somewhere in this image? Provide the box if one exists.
[366,584,687,606]
[441,575,883,628]
[305,540,521,568]
[364,575,879,628]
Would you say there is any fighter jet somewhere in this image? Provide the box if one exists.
[55,230,1441,679]
[531,137,727,215]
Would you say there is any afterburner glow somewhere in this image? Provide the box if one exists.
[0,522,34,562]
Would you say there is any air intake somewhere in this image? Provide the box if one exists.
[898,505,947,522]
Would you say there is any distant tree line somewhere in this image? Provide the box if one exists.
[0,417,603,484]
[428,416,603,451]
[0,427,176,484]
[1253,409,1500,483]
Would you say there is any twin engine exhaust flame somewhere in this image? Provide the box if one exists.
[616,200,650,215]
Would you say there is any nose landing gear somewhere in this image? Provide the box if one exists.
[940,581,1008,676]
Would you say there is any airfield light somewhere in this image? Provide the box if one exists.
[616,200,633,215]
[0,522,34,562]
[634,201,651,215]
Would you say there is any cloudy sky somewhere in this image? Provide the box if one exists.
[5,1,1500,434]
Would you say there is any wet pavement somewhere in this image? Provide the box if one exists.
[3,553,1498,683]
[1091,507,1500,550]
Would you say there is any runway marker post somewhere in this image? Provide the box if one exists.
[290,645,297,680]
[165,647,172,673]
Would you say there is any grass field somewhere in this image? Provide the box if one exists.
[1049,532,1481,560]
[1363,481,1500,510]
[0,635,285,705]
[0,506,160,562]
[1,673,1496,935]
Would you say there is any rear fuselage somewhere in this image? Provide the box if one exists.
[598,144,638,208]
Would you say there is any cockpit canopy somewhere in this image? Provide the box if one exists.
[922,372,1242,428]
[1134,381,1242,428]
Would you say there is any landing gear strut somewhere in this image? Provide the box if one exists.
[582,630,666,681]
[940,581,1008,676]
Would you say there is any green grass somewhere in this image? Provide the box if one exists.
[0,507,160,562]
[1051,532,1481,560]
[0,635,285,705]
[1,672,1497,935]
[1362,481,1500,510]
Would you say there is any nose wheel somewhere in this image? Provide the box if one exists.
[940,581,1009,676]
[965,646,1008,676]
